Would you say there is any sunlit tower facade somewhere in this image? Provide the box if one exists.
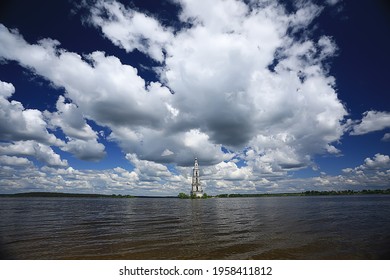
[191,158,203,197]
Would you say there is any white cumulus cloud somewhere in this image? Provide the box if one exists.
[0,140,68,167]
[363,154,390,170]
[89,0,173,62]
[46,95,98,141]
[0,0,354,193]
[350,111,390,135]
[0,155,32,166]
[0,80,61,145]
[0,80,15,98]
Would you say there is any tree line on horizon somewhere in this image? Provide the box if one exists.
[0,192,134,198]
[1,189,389,199]
[178,189,390,199]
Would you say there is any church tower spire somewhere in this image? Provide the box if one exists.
[191,157,203,197]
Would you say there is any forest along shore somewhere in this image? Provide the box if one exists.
[0,189,389,199]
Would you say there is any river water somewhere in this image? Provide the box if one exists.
[0,195,389,259]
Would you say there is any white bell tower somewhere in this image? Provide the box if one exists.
[191,157,203,197]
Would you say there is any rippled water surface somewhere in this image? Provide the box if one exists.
[1,196,390,259]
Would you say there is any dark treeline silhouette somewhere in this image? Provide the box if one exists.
[0,192,134,198]
[2,189,390,199]
[215,189,390,198]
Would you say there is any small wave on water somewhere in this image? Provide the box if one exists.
[0,196,390,259]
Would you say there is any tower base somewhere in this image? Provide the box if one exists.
[191,190,204,198]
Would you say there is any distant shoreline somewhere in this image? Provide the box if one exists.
[0,189,389,199]
[214,189,390,198]
[0,192,136,198]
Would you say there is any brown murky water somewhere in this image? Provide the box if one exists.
[0,196,389,259]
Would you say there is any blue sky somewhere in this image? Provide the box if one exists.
[0,0,389,195]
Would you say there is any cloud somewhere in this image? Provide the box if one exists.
[350,111,390,135]
[362,153,390,170]
[46,95,97,141]
[382,133,390,142]
[334,153,390,189]
[0,25,173,129]
[0,80,15,98]
[0,151,387,196]
[61,139,106,161]
[0,162,187,195]
[203,161,253,181]
[0,80,61,145]
[0,0,349,180]
[126,153,173,180]
[162,0,345,171]
[0,155,32,166]
[0,80,79,166]
[0,141,68,167]
[0,79,105,163]
[88,0,173,62]
[342,153,390,180]
[272,153,390,192]
[0,24,176,163]
[167,1,345,168]
[44,95,106,161]
[108,126,230,166]
[161,149,174,156]
[326,0,342,6]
